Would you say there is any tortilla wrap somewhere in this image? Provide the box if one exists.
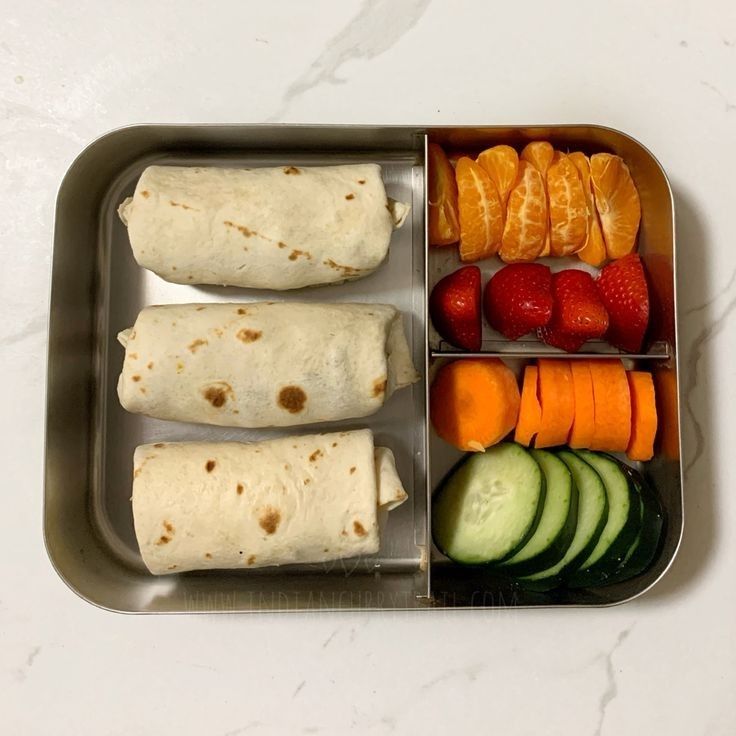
[118,164,410,290]
[117,302,418,428]
[132,429,408,574]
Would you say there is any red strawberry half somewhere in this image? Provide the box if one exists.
[430,265,482,351]
[596,254,650,353]
[538,269,609,353]
[483,263,553,340]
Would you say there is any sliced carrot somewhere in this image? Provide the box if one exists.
[430,358,520,452]
[589,359,631,452]
[514,365,541,447]
[654,368,679,460]
[569,361,595,448]
[626,371,658,461]
[535,359,575,448]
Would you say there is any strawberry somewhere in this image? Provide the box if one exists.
[538,269,609,353]
[429,265,482,351]
[483,263,553,340]
[596,254,650,353]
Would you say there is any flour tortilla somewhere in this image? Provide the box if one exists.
[132,429,408,574]
[117,302,418,429]
[118,164,410,290]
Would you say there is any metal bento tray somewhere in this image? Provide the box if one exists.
[45,124,682,613]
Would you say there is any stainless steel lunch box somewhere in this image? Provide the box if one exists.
[45,124,681,612]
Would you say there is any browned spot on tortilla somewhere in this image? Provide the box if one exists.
[153,443,164,448]
[205,553,212,559]
[188,338,208,353]
[128,352,138,360]
[246,554,256,565]
[156,535,170,545]
[167,564,177,570]
[187,275,193,280]
[340,529,348,537]
[236,483,244,495]
[309,449,323,462]
[141,190,150,198]
[258,507,281,535]
[233,409,239,414]
[304,478,310,485]
[323,258,363,276]
[172,266,177,271]
[345,193,355,200]
[237,308,248,315]
[357,179,366,185]
[332,442,338,448]
[170,200,199,211]
[203,382,232,408]
[278,386,306,413]
[236,328,262,343]
[139,387,147,394]
[205,460,216,472]
[130,330,136,340]
[176,361,185,373]
[132,375,141,382]
[283,166,301,175]
[373,378,387,397]
[385,202,392,213]
[213,328,223,337]
[133,468,142,478]
[288,249,311,261]
[323,548,329,553]
[350,466,356,475]
[353,521,367,537]
[147,361,154,370]
[162,521,174,533]
[277,241,287,249]
[196,306,206,311]
[223,220,255,237]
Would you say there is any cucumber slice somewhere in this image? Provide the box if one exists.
[518,450,608,590]
[567,451,641,587]
[432,443,544,565]
[601,465,664,586]
[498,450,578,576]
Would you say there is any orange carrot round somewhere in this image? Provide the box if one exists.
[430,358,520,452]
[626,371,658,461]
[589,360,631,451]
[569,360,595,449]
[535,359,575,448]
[514,365,541,447]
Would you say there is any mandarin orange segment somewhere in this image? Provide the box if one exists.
[547,151,587,256]
[590,153,641,259]
[448,150,475,169]
[520,142,554,256]
[569,152,607,267]
[428,143,461,246]
[477,145,519,207]
[455,157,504,262]
[499,161,547,262]
[520,141,555,175]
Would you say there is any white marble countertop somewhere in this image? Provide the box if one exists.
[2,1,735,733]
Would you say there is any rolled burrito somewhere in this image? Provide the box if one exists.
[118,164,410,290]
[117,302,418,428]
[132,429,408,574]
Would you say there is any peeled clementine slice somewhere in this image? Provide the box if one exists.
[499,161,547,262]
[428,143,460,246]
[477,145,519,207]
[456,157,504,262]
[448,151,475,169]
[569,152,607,267]
[590,153,641,259]
[547,152,587,256]
[520,142,554,256]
